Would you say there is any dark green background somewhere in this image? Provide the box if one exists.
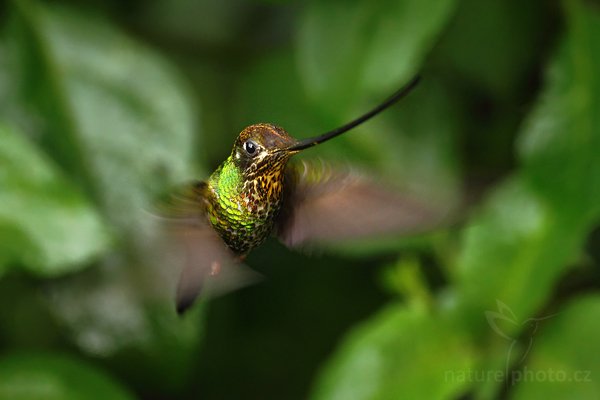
[0,0,599,399]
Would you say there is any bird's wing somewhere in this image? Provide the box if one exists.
[276,160,454,248]
[157,182,259,314]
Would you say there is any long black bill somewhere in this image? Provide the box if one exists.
[287,75,421,152]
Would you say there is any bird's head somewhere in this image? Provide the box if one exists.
[231,123,298,177]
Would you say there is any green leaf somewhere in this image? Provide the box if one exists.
[0,352,134,400]
[296,0,457,114]
[8,0,197,240]
[519,0,600,225]
[4,3,205,389]
[455,0,600,336]
[511,295,600,399]
[44,258,204,393]
[0,124,109,276]
[48,268,205,360]
[455,178,578,335]
[311,304,473,400]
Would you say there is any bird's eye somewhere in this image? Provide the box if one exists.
[244,140,259,156]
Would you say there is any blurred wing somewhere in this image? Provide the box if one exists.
[276,160,452,248]
[158,182,260,314]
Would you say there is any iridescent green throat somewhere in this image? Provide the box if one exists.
[205,153,289,254]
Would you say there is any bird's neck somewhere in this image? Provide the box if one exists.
[210,155,289,201]
[209,157,244,198]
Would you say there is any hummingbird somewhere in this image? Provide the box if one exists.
[163,75,446,313]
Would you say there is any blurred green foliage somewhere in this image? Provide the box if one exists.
[0,352,135,400]
[0,0,599,399]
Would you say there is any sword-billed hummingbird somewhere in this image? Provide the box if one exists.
[164,76,443,313]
